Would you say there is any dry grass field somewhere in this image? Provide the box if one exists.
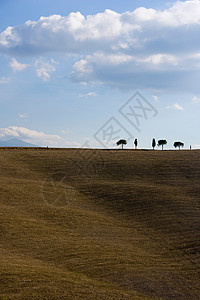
[0,148,200,299]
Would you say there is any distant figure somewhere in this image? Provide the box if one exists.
[134,139,138,149]
[47,146,48,149]
[190,145,192,150]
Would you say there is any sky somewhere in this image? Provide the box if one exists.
[0,0,200,149]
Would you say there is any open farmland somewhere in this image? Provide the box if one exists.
[0,148,200,299]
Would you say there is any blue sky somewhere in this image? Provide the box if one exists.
[0,0,200,149]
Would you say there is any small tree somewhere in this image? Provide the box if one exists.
[152,138,156,150]
[116,139,127,150]
[134,139,138,149]
[158,139,167,150]
[174,141,184,150]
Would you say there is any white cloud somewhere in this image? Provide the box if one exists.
[18,113,28,119]
[1,1,200,56]
[73,59,93,76]
[1,1,200,91]
[166,103,184,111]
[192,95,200,103]
[0,76,10,84]
[2,2,200,54]
[140,54,178,66]
[35,58,57,81]
[10,58,29,72]
[79,92,97,98]
[0,126,79,147]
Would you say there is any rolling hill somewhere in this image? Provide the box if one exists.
[0,148,200,299]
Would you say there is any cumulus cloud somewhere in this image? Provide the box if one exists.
[0,126,79,147]
[35,58,57,81]
[1,1,200,91]
[1,1,200,55]
[166,103,184,111]
[10,58,29,72]
[0,76,10,84]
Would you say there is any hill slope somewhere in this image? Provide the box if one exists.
[0,148,200,299]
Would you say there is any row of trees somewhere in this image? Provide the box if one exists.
[116,139,184,150]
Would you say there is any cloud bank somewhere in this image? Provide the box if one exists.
[1,0,200,91]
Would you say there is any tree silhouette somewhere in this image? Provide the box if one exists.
[134,139,138,149]
[116,139,127,150]
[158,139,167,150]
[174,141,184,150]
[152,138,156,150]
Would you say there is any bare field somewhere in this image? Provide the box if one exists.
[0,148,200,299]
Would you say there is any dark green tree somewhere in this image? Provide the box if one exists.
[152,138,156,150]
[116,139,127,150]
[174,141,184,150]
[158,139,167,150]
[134,139,138,149]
